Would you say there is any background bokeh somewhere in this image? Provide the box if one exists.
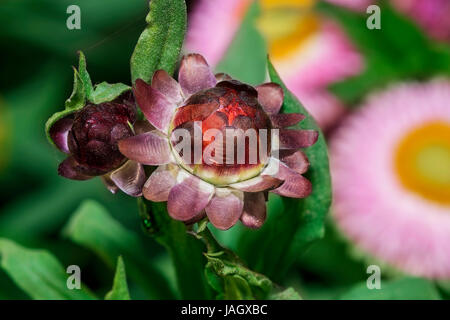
[0,0,449,299]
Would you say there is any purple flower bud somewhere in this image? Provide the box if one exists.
[49,92,146,197]
[68,102,135,176]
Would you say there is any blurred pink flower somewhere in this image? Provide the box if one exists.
[392,0,450,42]
[327,0,450,42]
[330,79,450,278]
[185,0,363,130]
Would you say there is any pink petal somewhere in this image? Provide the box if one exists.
[271,163,312,198]
[270,113,305,128]
[151,70,183,104]
[280,150,310,175]
[178,54,216,97]
[206,189,244,230]
[133,79,177,133]
[58,156,92,181]
[230,175,282,192]
[110,160,146,197]
[256,83,284,115]
[241,192,267,229]
[279,129,318,149]
[49,117,73,154]
[167,172,214,221]
[215,73,232,82]
[102,174,119,194]
[118,131,172,165]
[143,164,178,202]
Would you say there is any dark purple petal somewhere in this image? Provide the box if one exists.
[205,190,244,230]
[151,70,183,104]
[230,175,282,192]
[134,79,177,133]
[167,172,214,221]
[49,117,73,154]
[269,113,305,128]
[143,164,177,202]
[178,54,216,97]
[133,120,154,135]
[271,162,312,198]
[256,83,284,115]
[118,131,172,165]
[110,160,146,197]
[280,150,310,174]
[101,174,119,194]
[241,192,267,229]
[279,129,318,149]
[184,211,207,225]
[58,156,92,181]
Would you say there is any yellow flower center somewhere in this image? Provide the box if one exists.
[256,0,319,60]
[394,121,450,205]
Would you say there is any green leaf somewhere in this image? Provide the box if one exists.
[216,1,267,85]
[77,51,94,100]
[90,82,131,104]
[45,53,90,147]
[270,287,302,300]
[130,0,187,83]
[138,199,211,299]
[0,238,96,300]
[63,200,175,299]
[237,59,332,281]
[198,225,272,300]
[105,256,131,300]
[319,1,450,104]
[340,277,441,300]
[64,68,86,110]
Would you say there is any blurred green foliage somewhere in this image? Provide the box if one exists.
[0,0,448,300]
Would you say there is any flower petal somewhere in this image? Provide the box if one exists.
[133,119,154,135]
[133,79,176,133]
[230,175,282,192]
[206,189,244,230]
[151,70,184,104]
[280,150,310,174]
[178,54,216,97]
[110,160,146,197]
[256,83,284,115]
[215,73,232,82]
[271,162,312,198]
[58,156,92,181]
[49,117,73,154]
[102,174,119,194]
[270,113,305,128]
[279,129,318,149]
[143,164,178,202]
[167,171,215,221]
[184,211,207,225]
[241,192,267,229]
[118,131,172,165]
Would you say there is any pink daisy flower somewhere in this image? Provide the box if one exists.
[185,0,363,130]
[118,54,318,230]
[330,79,450,278]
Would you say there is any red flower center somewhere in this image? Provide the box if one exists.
[170,81,272,185]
